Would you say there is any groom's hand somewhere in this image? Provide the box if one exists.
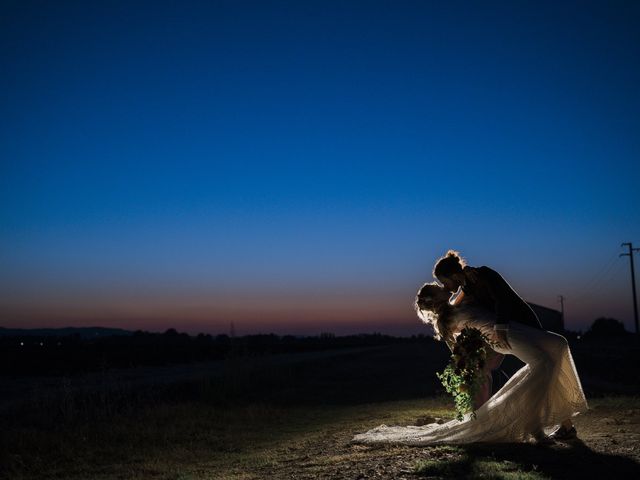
[495,329,512,350]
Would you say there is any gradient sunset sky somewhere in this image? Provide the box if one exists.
[1,1,639,335]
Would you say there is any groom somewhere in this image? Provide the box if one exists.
[432,250,543,409]
[432,250,578,441]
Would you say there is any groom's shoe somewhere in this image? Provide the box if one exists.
[549,425,577,441]
[532,431,555,446]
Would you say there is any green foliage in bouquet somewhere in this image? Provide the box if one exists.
[437,327,491,421]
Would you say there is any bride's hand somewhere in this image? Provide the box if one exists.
[494,329,512,350]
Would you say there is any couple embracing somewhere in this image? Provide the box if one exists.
[354,250,588,445]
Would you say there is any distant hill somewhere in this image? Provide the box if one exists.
[0,326,133,338]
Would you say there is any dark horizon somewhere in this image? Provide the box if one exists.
[0,320,431,338]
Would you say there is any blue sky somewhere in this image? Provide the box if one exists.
[1,0,639,334]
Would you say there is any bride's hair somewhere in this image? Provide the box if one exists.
[433,249,466,279]
[414,282,453,343]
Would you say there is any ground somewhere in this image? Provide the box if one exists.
[215,396,640,480]
[2,342,639,479]
[4,395,640,479]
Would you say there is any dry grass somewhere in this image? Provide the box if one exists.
[3,395,640,479]
[1,396,451,479]
[2,342,640,479]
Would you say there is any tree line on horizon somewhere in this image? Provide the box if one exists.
[0,317,632,377]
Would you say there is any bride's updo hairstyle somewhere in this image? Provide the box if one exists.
[433,249,466,279]
[415,282,453,343]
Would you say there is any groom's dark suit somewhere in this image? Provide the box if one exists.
[460,265,542,410]
[461,266,543,330]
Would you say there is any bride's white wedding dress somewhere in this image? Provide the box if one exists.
[353,305,589,444]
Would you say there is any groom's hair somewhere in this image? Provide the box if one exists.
[433,249,466,278]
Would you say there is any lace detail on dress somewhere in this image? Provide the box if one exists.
[352,308,588,445]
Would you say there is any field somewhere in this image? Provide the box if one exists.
[1,339,640,479]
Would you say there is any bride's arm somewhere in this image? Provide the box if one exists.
[450,288,465,306]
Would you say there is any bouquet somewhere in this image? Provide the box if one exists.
[436,327,492,421]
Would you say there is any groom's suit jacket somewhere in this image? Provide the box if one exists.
[462,266,543,330]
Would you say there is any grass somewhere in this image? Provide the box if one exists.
[1,396,453,479]
[414,447,550,479]
[587,395,640,409]
[9,394,634,479]
[2,342,640,479]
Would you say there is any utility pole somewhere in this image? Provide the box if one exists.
[620,243,640,334]
[558,295,565,331]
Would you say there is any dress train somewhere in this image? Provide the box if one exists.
[353,307,588,444]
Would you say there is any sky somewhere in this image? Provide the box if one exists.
[1,0,639,336]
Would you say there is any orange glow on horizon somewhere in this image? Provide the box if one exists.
[0,287,425,335]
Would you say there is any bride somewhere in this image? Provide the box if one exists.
[353,282,588,445]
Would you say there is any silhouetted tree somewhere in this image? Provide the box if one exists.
[585,317,628,338]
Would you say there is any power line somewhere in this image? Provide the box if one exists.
[558,295,565,330]
[621,242,640,334]
[572,256,625,303]
[572,249,622,300]
[565,260,626,329]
